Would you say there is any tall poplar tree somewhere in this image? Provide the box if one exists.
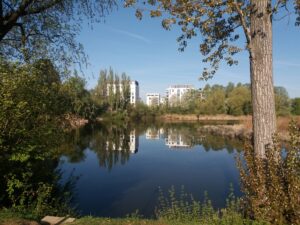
[126,0,300,157]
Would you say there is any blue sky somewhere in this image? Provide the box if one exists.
[77,4,300,101]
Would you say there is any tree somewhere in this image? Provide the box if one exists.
[0,60,70,210]
[225,82,235,98]
[126,0,300,156]
[108,68,115,111]
[182,89,201,112]
[274,86,290,116]
[62,75,94,119]
[93,68,132,112]
[32,59,61,85]
[114,74,121,111]
[204,87,226,115]
[291,98,300,115]
[0,0,115,70]
[227,85,251,115]
[121,72,131,110]
[91,69,108,108]
[198,85,226,115]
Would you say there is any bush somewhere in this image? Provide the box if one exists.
[237,121,300,225]
[155,186,267,225]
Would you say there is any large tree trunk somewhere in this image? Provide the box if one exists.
[249,0,276,157]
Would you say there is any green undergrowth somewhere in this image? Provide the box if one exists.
[71,217,267,225]
[152,186,268,225]
[0,186,268,225]
[71,187,268,225]
[0,208,39,225]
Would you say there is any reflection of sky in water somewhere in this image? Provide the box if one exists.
[59,124,242,218]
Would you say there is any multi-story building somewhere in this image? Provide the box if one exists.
[146,93,160,107]
[107,80,139,106]
[129,81,139,105]
[166,85,194,106]
[160,97,166,105]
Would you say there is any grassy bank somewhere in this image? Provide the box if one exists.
[158,114,300,141]
[70,216,267,225]
[159,114,251,121]
[0,209,39,225]
[0,187,268,225]
[0,212,267,225]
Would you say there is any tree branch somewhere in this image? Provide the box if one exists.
[14,22,26,47]
[0,0,34,41]
[3,0,15,12]
[232,1,251,47]
[21,0,64,16]
[0,1,3,25]
[272,0,285,13]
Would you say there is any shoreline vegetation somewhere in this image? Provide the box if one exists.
[158,114,300,141]
[89,114,300,142]
[64,114,89,129]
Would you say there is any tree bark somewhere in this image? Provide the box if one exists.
[249,0,276,157]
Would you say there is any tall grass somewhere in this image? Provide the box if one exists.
[237,121,300,225]
[155,186,268,225]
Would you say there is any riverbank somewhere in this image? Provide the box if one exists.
[159,114,251,121]
[69,216,266,225]
[158,114,300,141]
[0,212,267,225]
[63,113,300,141]
[64,114,89,129]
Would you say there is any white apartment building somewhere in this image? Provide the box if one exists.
[107,80,139,106]
[166,85,194,106]
[129,81,139,105]
[146,93,160,107]
[160,97,166,105]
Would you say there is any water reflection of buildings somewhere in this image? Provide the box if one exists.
[146,128,159,139]
[146,128,165,140]
[165,130,193,149]
[145,127,193,148]
[105,130,139,154]
[129,131,139,153]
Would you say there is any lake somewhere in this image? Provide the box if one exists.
[59,121,244,218]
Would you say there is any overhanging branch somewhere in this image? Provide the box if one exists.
[232,0,251,48]
[21,0,64,16]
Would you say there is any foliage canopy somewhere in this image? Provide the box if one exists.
[0,0,115,71]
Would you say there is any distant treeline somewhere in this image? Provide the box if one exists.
[144,83,300,116]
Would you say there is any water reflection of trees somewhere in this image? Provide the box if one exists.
[199,133,244,152]
[61,121,244,171]
[61,123,139,171]
[0,144,76,218]
[90,124,138,170]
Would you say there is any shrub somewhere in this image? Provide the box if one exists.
[237,121,300,225]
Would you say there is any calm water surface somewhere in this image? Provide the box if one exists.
[59,122,243,217]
